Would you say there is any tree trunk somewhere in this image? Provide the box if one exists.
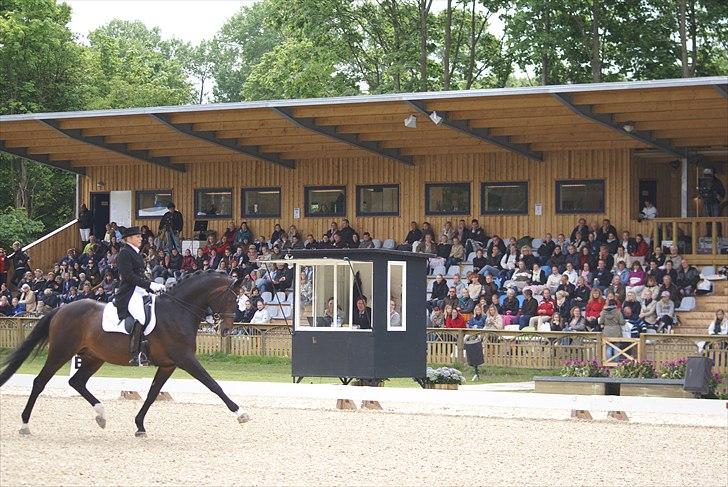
[688,0,697,77]
[389,0,402,91]
[443,0,452,90]
[14,158,29,211]
[590,0,602,82]
[678,0,690,78]
[418,0,433,91]
[198,77,205,104]
[540,5,550,85]
[466,0,477,88]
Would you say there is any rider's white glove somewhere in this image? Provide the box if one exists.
[149,282,166,292]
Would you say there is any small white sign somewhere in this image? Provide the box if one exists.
[535,203,542,216]
[293,208,301,219]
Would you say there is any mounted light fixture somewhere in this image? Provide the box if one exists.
[404,114,417,128]
[622,123,635,133]
[429,111,443,125]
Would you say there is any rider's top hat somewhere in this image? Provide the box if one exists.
[121,226,142,239]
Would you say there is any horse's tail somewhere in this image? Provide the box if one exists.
[0,308,59,386]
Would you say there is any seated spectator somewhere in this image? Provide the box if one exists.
[605,232,619,256]
[606,275,626,303]
[666,245,682,270]
[520,246,538,270]
[359,232,375,249]
[501,288,520,327]
[472,249,487,274]
[429,305,445,328]
[479,274,498,302]
[450,273,466,295]
[62,286,79,304]
[645,256,660,281]
[639,288,658,330]
[659,275,682,308]
[547,245,566,272]
[0,295,13,316]
[1,283,12,301]
[338,219,359,248]
[639,200,658,220]
[467,305,486,329]
[528,289,556,331]
[444,237,465,270]
[500,244,520,278]
[442,287,460,310]
[440,221,455,243]
[503,260,530,291]
[517,289,538,330]
[707,310,728,336]
[398,221,423,251]
[570,218,589,243]
[613,247,628,269]
[483,304,503,330]
[250,301,271,324]
[427,274,448,312]
[592,259,612,291]
[596,219,618,244]
[625,261,646,297]
[463,219,487,254]
[389,299,401,327]
[522,263,547,296]
[18,284,36,314]
[632,234,649,263]
[643,275,659,302]
[622,291,641,317]
[458,288,476,314]
[12,297,25,315]
[585,288,605,331]
[444,307,466,328]
[657,260,677,284]
[622,305,642,338]
[564,306,587,332]
[428,235,450,272]
[676,259,700,296]
[466,273,482,301]
[352,296,373,329]
[93,286,107,302]
[543,266,563,294]
[563,262,578,285]
[554,290,571,322]
[556,274,575,299]
[655,291,675,333]
[648,245,666,268]
[418,233,438,255]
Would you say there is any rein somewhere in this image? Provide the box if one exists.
[157,278,239,322]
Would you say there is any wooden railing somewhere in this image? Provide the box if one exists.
[22,219,81,274]
[645,217,728,263]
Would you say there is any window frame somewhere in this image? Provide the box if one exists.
[304,185,347,217]
[424,182,471,216]
[480,181,529,215]
[241,187,282,218]
[387,261,407,332]
[555,179,606,214]
[194,187,233,219]
[355,184,400,216]
[134,189,173,219]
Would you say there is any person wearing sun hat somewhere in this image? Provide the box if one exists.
[116,226,165,366]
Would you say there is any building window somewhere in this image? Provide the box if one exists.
[356,184,399,216]
[425,183,470,215]
[194,188,233,218]
[135,190,173,219]
[305,186,346,217]
[556,180,605,213]
[481,182,528,215]
[387,261,406,331]
[242,187,281,218]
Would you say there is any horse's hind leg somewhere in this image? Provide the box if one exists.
[134,366,175,437]
[20,348,75,435]
[68,356,106,428]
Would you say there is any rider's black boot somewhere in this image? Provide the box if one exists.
[128,320,149,367]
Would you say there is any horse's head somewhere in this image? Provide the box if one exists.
[165,270,243,333]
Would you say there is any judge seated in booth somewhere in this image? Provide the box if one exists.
[352,296,372,330]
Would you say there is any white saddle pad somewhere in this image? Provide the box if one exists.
[102,286,157,335]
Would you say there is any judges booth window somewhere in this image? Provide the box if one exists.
[305,186,346,217]
[295,261,373,331]
[556,180,605,214]
[136,190,173,218]
[481,182,528,215]
[356,185,399,216]
[425,183,470,215]
[195,188,232,218]
[387,261,406,331]
[242,188,281,218]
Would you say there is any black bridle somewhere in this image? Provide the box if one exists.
[157,277,239,324]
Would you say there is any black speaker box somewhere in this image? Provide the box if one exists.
[683,356,714,395]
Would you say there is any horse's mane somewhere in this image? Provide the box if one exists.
[166,269,231,295]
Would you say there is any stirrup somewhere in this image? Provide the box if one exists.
[129,352,149,367]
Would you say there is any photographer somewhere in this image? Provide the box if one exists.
[698,168,725,217]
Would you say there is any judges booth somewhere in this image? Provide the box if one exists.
[272,249,430,382]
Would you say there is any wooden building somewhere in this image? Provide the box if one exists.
[1,77,726,269]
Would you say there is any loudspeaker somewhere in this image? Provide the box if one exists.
[683,356,714,395]
[464,336,484,366]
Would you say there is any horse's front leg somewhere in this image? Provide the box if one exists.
[177,355,250,423]
[134,366,176,437]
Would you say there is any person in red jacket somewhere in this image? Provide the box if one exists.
[585,288,606,331]
[528,289,556,330]
[444,307,466,328]
[632,234,649,262]
[180,249,196,274]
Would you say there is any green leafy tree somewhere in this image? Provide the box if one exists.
[0,208,45,250]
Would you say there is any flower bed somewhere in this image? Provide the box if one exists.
[422,367,464,390]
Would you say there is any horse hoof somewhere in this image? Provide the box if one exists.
[135,431,147,438]
[95,416,107,429]
[19,426,30,436]
[237,412,251,424]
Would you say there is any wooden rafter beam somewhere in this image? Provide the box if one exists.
[552,92,697,161]
[39,119,186,172]
[149,113,295,169]
[270,107,414,166]
[0,140,85,175]
[405,100,543,162]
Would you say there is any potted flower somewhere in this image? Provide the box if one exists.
[422,366,464,390]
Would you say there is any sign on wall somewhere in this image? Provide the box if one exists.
[110,190,133,227]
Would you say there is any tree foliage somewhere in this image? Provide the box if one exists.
[0,208,45,250]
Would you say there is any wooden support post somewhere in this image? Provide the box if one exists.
[336,399,357,410]
[361,400,383,410]
[456,330,465,365]
[570,409,593,420]
[672,222,678,246]
[691,221,697,255]
[608,411,629,421]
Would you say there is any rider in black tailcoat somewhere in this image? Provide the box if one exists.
[116,226,165,366]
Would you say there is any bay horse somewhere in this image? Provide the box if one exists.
[0,270,250,436]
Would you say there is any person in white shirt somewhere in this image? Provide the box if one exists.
[640,200,658,220]
[390,299,401,327]
[251,300,271,324]
[707,309,728,335]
